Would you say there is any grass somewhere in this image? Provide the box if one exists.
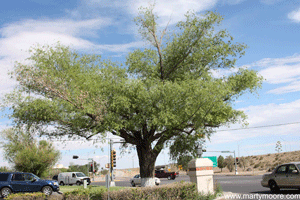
[60,185,125,193]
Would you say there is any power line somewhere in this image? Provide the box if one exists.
[216,121,300,132]
[46,121,300,142]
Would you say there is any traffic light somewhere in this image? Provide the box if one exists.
[236,157,239,164]
[111,150,116,168]
[90,163,93,172]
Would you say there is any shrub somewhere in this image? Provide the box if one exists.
[254,163,260,168]
[102,182,216,200]
[6,192,46,200]
[63,182,220,200]
[64,186,106,200]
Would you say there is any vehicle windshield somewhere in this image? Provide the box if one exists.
[31,174,40,180]
[76,172,86,177]
[297,164,300,171]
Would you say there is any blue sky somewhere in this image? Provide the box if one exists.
[0,0,300,170]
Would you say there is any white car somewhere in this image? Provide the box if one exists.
[130,174,160,187]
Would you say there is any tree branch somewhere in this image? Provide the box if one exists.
[112,129,138,145]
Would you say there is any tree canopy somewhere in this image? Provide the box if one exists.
[3,6,262,186]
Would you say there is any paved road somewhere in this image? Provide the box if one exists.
[215,175,300,195]
[92,174,300,196]
[214,175,269,194]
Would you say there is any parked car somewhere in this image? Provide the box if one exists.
[0,172,59,198]
[261,162,300,192]
[130,174,160,187]
[155,169,176,180]
[58,172,90,186]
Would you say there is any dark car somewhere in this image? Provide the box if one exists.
[0,172,59,198]
[155,170,176,180]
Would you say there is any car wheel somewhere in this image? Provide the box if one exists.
[59,181,65,186]
[1,187,12,198]
[42,186,53,196]
[155,182,159,186]
[269,180,279,193]
[76,181,82,186]
[167,176,171,180]
[131,181,136,187]
[172,176,176,180]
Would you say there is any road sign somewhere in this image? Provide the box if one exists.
[203,156,217,167]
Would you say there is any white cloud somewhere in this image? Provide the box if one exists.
[243,140,300,151]
[0,16,146,99]
[252,54,300,68]
[288,7,300,23]
[78,0,219,27]
[249,54,300,94]
[259,64,300,84]
[0,18,112,39]
[210,99,300,144]
[267,80,300,94]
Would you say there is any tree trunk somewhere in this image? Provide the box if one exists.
[136,144,159,187]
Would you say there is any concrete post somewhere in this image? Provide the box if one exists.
[188,158,214,195]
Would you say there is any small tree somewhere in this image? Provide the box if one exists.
[1,128,61,177]
[275,141,282,153]
[224,155,235,172]
[217,155,225,172]
[0,166,11,172]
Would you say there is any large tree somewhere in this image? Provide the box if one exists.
[4,7,262,186]
[1,128,61,177]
